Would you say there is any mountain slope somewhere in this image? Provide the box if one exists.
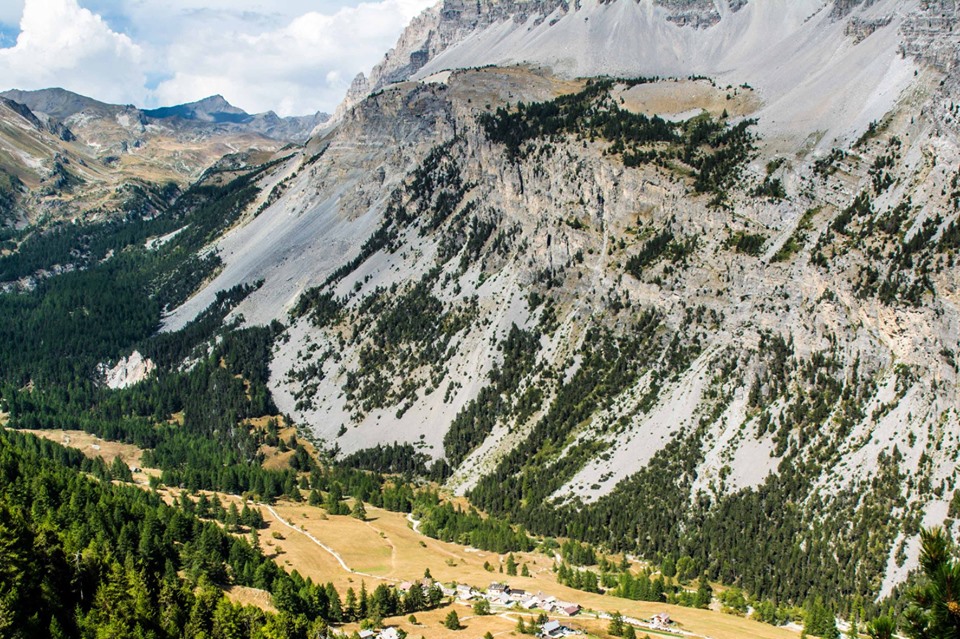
[20,0,960,613]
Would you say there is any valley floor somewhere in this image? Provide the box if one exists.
[23,427,802,639]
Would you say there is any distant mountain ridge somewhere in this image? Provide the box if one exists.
[0,88,313,228]
[0,88,329,143]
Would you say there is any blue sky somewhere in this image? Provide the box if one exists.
[0,0,435,115]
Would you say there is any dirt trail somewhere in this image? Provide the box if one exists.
[264,503,397,583]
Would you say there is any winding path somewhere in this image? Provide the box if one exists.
[264,504,397,583]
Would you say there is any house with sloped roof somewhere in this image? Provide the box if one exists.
[538,620,576,639]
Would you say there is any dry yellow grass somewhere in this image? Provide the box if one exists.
[263,501,797,639]
[246,415,319,471]
[262,449,296,471]
[341,604,531,639]
[225,585,277,613]
[449,66,587,112]
[13,428,798,639]
[614,79,761,120]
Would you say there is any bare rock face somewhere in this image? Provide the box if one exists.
[99,351,156,390]
[338,0,746,116]
[338,0,931,120]
[829,0,880,19]
[901,0,960,73]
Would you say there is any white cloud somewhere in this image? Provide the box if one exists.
[0,0,146,105]
[151,0,435,115]
[0,0,436,115]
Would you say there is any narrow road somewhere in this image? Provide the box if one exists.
[406,512,422,534]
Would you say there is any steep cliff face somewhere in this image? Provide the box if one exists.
[160,0,960,604]
[338,0,755,117]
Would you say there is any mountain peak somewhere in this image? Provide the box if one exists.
[188,94,246,114]
[142,95,251,124]
[0,87,115,120]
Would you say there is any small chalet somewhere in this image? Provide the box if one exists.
[651,613,672,629]
[561,604,581,616]
[488,583,508,594]
[538,620,575,639]
[358,631,375,639]
[378,628,400,639]
[509,588,527,602]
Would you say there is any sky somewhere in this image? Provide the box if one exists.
[0,0,436,116]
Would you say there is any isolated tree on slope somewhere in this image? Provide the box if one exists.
[352,499,367,521]
[444,610,461,630]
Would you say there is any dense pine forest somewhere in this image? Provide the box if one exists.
[0,428,331,637]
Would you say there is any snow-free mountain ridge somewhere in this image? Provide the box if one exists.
[59,0,960,605]
[2,88,329,143]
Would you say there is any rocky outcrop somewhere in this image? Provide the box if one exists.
[99,351,156,389]
[900,0,960,73]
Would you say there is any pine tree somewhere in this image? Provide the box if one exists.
[444,610,461,630]
[804,597,839,639]
[506,553,518,576]
[327,584,343,622]
[846,616,858,639]
[609,612,625,636]
[352,499,367,521]
[661,555,676,579]
[359,581,368,619]
[345,588,357,621]
[403,583,425,613]
[111,455,133,482]
[865,616,894,639]
[695,574,713,609]
[427,585,443,608]
[902,528,960,639]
